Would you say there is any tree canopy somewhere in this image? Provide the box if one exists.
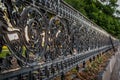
[65,0,120,38]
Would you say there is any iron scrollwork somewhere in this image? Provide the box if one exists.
[0,0,47,67]
[47,16,71,60]
[21,6,46,63]
[0,0,119,73]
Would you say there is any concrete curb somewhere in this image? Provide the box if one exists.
[97,52,118,80]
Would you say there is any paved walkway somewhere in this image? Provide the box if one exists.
[111,48,120,80]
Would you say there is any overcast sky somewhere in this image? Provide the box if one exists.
[117,0,120,10]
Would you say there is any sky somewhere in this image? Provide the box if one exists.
[117,0,120,10]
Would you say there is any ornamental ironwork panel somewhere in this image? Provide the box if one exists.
[0,0,119,79]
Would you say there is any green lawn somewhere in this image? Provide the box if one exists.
[0,46,37,58]
[0,46,10,58]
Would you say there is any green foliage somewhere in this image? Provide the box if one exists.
[65,0,120,39]
[0,47,9,58]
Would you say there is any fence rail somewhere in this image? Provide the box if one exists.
[0,46,115,80]
[0,0,119,80]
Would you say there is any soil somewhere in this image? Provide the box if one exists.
[54,49,115,80]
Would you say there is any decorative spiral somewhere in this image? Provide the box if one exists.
[2,30,26,67]
[46,16,70,60]
[20,6,46,65]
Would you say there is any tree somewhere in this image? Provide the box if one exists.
[65,0,120,39]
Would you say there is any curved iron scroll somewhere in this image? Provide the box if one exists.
[0,0,119,71]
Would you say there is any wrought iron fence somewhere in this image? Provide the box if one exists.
[0,0,119,80]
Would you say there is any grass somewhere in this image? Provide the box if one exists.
[0,46,36,58]
[0,46,10,58]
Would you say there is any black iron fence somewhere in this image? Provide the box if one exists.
[0,0,119,80]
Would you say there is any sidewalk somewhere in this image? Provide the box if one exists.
[111,48,120,80]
